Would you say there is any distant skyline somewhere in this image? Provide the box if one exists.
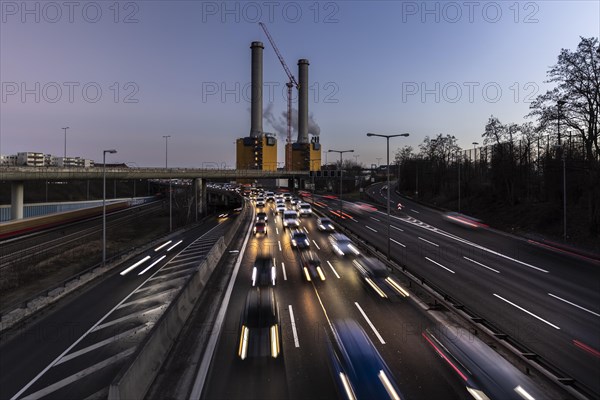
[1,1,598,167]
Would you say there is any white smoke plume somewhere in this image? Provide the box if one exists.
[263,102,321,140]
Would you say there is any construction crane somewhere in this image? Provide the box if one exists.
[258,22,298,171]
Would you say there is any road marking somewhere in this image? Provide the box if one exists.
[281,262,287,281]
[418,237,439,247]
[390,225,403,232]
[288,305,300,348]
[276,227,279,235]
[312,240,321,250]
[411,209,420,213]
[366,225,378,233]
[138,255,167,275]
[92,305,165,332]
[167,240,183,251]
[371,217,381,222]
[425,257,455,274]
[493,293,560,330]
[355,302,385,344]
[19,348,136,400]
[303,226,309,233]
[548,293,600,317]
[463,256,500,274]
[278,240,282,251]
[120,255,151,276]
[327,260,341,279]
[154,240,172,252]
[390,238,406,247]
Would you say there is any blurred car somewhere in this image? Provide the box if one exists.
[290,229,310,249]
[283,193,292,202]
[297,202,313,216]
[256,197,266,207]
[329,233,360,256]
[283,210,300,229]
[317,217,335,232]
[256,212,268,223]
[443,212,488,229]
[276,203,287,213]
[266,192,275,202]
[352,257,409,299]
[298,250,326,281]
[290,197,299,206]
[238,287,281,360]
[253,221,267,236]
[252,257,276,287]
[422,328,543,400]
[328,319,404,400]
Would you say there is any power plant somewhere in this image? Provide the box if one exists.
[236,33,321,172]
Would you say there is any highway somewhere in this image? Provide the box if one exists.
[0,217,230,400]
[197,198,550,400]
[345,182,600,397]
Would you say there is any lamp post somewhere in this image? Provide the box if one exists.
[457,152,461,213]
[328,149,354,217]
[367,132,410,260]
[163,135,172,232]
[62,127,69,159]
[554,145,567,241]
[103,149,117,266]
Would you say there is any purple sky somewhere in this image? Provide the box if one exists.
[1,1,598,167]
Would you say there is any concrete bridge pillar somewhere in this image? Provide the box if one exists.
[193,178,207,220]
[11,181,24,220]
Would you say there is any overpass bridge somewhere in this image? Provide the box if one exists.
[0,167,310,220]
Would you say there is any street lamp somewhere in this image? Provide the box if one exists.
[366,132,409,260]
[103,149,117,266]
[62,127,69,159]
[472,142,479,162]
[554,145,567,240]
[163,135,172,232]
[328,149,354,217]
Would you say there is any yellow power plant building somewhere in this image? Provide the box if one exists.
[236,135,278,171]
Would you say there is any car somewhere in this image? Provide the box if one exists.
[298,250,326,281]
[290,197,299,206]
[252,257,276,286]
[327,319,404,400]
[317,217,335,232]
[297,202,312,216]
[290,229,310,249]
[283,193,292,202]
[266,193,275,202]
[329,233,360,256]
[352,257,409,298]
[256,212,268,223]
[275,192,284,200]
[237,287,281,360]
[276,203,287,213]
[253,221,267,236]
[283,210,300,229]
[256,197,266,207]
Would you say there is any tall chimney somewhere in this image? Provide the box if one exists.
[250,41,264,138]
[297,59,309,143]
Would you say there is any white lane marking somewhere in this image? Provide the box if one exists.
[312,240,321,250]
[418,237,439,247]
[276,227,279,235]
[548,293,600,317]
[288,305,300,348]
[350,217,358,222]
[19,348,136,400]
[167,240,183,251]
[138,255,167,275]
[281,262,288,281]
[278,240,282,251]
[154,240,172,252]
[303,227,309,233]
[355,302,385,344]
[371,217,381,222]
[463,256,500,274]
[327,260,341,279]
[411,209,420,213]
[493,293,560,330]
[391,225,403,232]
[56,324,150,366]
[117,288,179,309]
[390,238,406,247]
[425,257,455,274]
[120,256,151,276]
[92,305,165,332]
[366,225,378,233]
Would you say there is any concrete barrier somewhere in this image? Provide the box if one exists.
[108,203,249,400]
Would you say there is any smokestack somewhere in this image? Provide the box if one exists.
[297,59,309,144]
[250,41,264,138]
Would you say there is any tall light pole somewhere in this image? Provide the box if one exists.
[163,135,172,232]
[554,145,567,241]
[457,152,461,213]
[472,142,479,162]
[367,132,409,260]
[328,149,354,217]
[62,127,69,159]
[103,149,117,266]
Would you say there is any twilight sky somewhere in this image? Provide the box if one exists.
[1,1,598,167]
